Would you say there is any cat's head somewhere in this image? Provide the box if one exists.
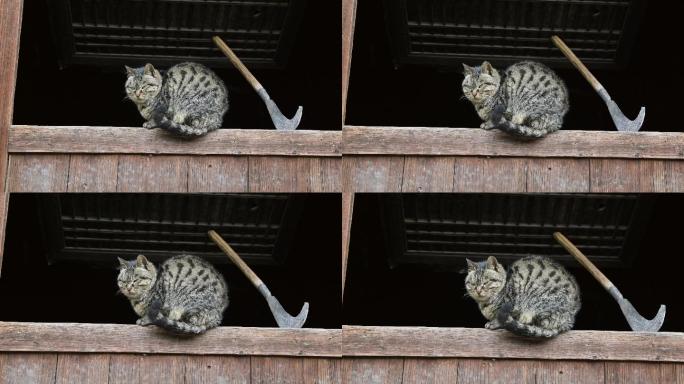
[117,254,157,299]
[464,256,506,302]
[124,63,162,104]
[462,61,501,105]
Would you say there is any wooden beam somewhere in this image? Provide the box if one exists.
[342,0,358,122]
[342,326,684,362]
[9,126,341,157]
[342,192,354,298]
[0,323,341,357]
[343,126,684,159]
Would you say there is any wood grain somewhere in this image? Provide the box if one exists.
[526,158,590,192]
[185,356,250,384]
[341,358,404,384]
[0,0,23,194]
[0,191,8,277]
[342,193,354,298]
[456,359,490,384]
[0,353,57,384]
[342,326,684,362]
[7,154,70,192]
[108,354,141,384]
[67,154,119,192]
[605,361,662,384]
[55,354,110,384]
[453,157,527,192]
[309,157,342,192]
[536,360,606,384]
[187,156,248,192]
[138,355,186,384]
[303,358,341,384]
[251,357,303,384]
[402,157,455,192]
[342,0,357,122]
[9,126,341,156]
[590,159,641,192]
[116,155,188,192]
[0,322,341,357]
[488,359,536,384]
[248,156,313,192]
[344,156,404,192]
[401,358,459,384]
[343,126,684,159]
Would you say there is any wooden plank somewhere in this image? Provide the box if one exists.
[185,356,250,384]
[453,157,527,192]
[309,157,341,192]
[344,156,405,192]
[605,361,662,384]
[303,358,341,384]
[659,363,684,384]
[487,359,536,384]
[0,322,341,357]
[401,358,459,384]
[0,353,57,384]
[187,156,248,192]
[341,358,404,384]
[0,0,24,194]
[526,158,591,192]
[7,154,70,192]
[55,354,110,384]
[342,326,684,362]
[590,159,640,192]
[139,355,186,384]
[251,357,303,384]
[248,156,313,192]
[342,193,354,298]
[0,191,8,277]
[637,160,684,192]
[342,0,358,121]
[67,154,119,192]
[117,155,188,192]
[402,157,455,192]
[343,126,684,159]
[536,361,606,383]
[108,354,141,384]
[10,126,342,157]
[457,359,489,384]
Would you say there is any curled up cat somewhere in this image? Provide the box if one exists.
[117,254,229,335]
[125,62,229,137]
[464,256,580,338]
[462,61,569,139]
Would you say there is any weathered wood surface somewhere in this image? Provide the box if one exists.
[342,0,357,121]
[342,193,354,297]
[0,191,9,277]
[342,326,684,362]
[0,322,341,357]
[8,154,341,193]
[9,126,342,156]
[344,126,684,159]
[345,155,684,192]
[341,358,404,384]
[55,354,109,384]
[0,353,57,384]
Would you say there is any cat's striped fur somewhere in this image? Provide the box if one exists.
[462,61,569,139]
[465,256,580,338]
[125,62,229,137]
[117,254,229,335]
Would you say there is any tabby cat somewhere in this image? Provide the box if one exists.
[117,254,229,335]
[464,256,580,338]
[462,61,569,138]
[125,62,229,137]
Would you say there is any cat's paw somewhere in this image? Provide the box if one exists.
[485,320,502,330]
[480,121,496,130]
[143,121,156,129]
[136,317,153,326]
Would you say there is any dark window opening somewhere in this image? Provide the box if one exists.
[346,0,680,133]
[14,0,341,131]
[0,193,341,329]
[344,193,683,332]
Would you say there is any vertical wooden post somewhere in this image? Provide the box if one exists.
[342,0,357,123]
[342,192,354,299]
[0,0,24,275]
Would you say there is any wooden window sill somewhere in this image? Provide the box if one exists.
[342,326,684,362]
[0,322,341,357]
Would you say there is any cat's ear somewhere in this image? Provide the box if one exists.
[481,61,494,76]
[143,63,156,76]
[466,258,477,272]
[462,63,474,76]
[125,65,136,76]
[136,254,151,269]
[486,256,500,270]
[117,257,128,268]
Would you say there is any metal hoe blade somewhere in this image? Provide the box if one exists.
[610,286,665,332]
[257,88,303,131]
[599,88,645,132]
[258,284,309,328]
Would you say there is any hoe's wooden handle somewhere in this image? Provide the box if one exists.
[553,232,613,290]
[551,35,602,91]
[212,36,263,92]
[208,230,263,288]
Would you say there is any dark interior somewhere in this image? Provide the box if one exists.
[0,193,341,329]
[13,0,341,130]
[346,0,681,132]
[344,193,683,332]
